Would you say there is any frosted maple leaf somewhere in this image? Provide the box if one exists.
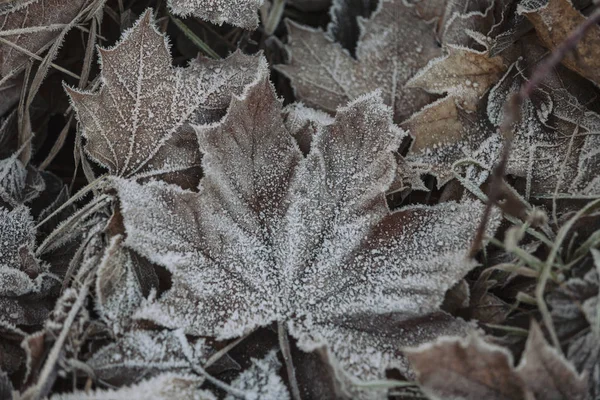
[66,10,265,187]
[168,0,264,30]
[115,70,495,395]
[275,0,442,121]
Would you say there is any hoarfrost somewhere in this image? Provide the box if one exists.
[50,373,213,400]
[226,350,289,400]
[88,329,209,386]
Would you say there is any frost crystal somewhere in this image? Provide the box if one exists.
[66,10,265,186]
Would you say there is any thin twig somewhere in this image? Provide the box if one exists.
[469,6,600,257]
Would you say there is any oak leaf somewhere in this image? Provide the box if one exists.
[66,10,265,187]
[115,70,495,395]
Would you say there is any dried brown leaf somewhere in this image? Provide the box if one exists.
[520,0,600,86]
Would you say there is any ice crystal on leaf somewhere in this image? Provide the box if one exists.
[275,0,442,121]
[115,68,495,396]
[0,206,56,327]
[407,322,589,400]
[168,0,264,30]
[226,350,289,400]
[66,10,265,187]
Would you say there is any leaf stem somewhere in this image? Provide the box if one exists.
[278,322,302,400]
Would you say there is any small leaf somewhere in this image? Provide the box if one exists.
[168,0,263,29]
[66,10,266,185]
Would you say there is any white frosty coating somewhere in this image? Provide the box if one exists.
[88,329,209,384]
[168,0,263,29]
[0,157,45,205]
[0,206,53,298]
[405,96,502,188]
[66,9,265,181]
[116,77,492,396]
[50,373,214,400]
[487,60,600,197]
[95,236,144,335]
[549,250,600,397]
[0,206,34,268]
[226,350,290,400]
[275,0,442,122]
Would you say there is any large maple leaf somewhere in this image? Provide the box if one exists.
[66,10,264,187]
[115,69,495,394]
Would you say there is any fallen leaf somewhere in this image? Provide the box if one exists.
[0,0,91,77]
[516,322,588,400]
[88,329,209,386]
[225,350,290,400]
[115,70,495,397]
[66,10,265,186]
[407,46,506,111]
